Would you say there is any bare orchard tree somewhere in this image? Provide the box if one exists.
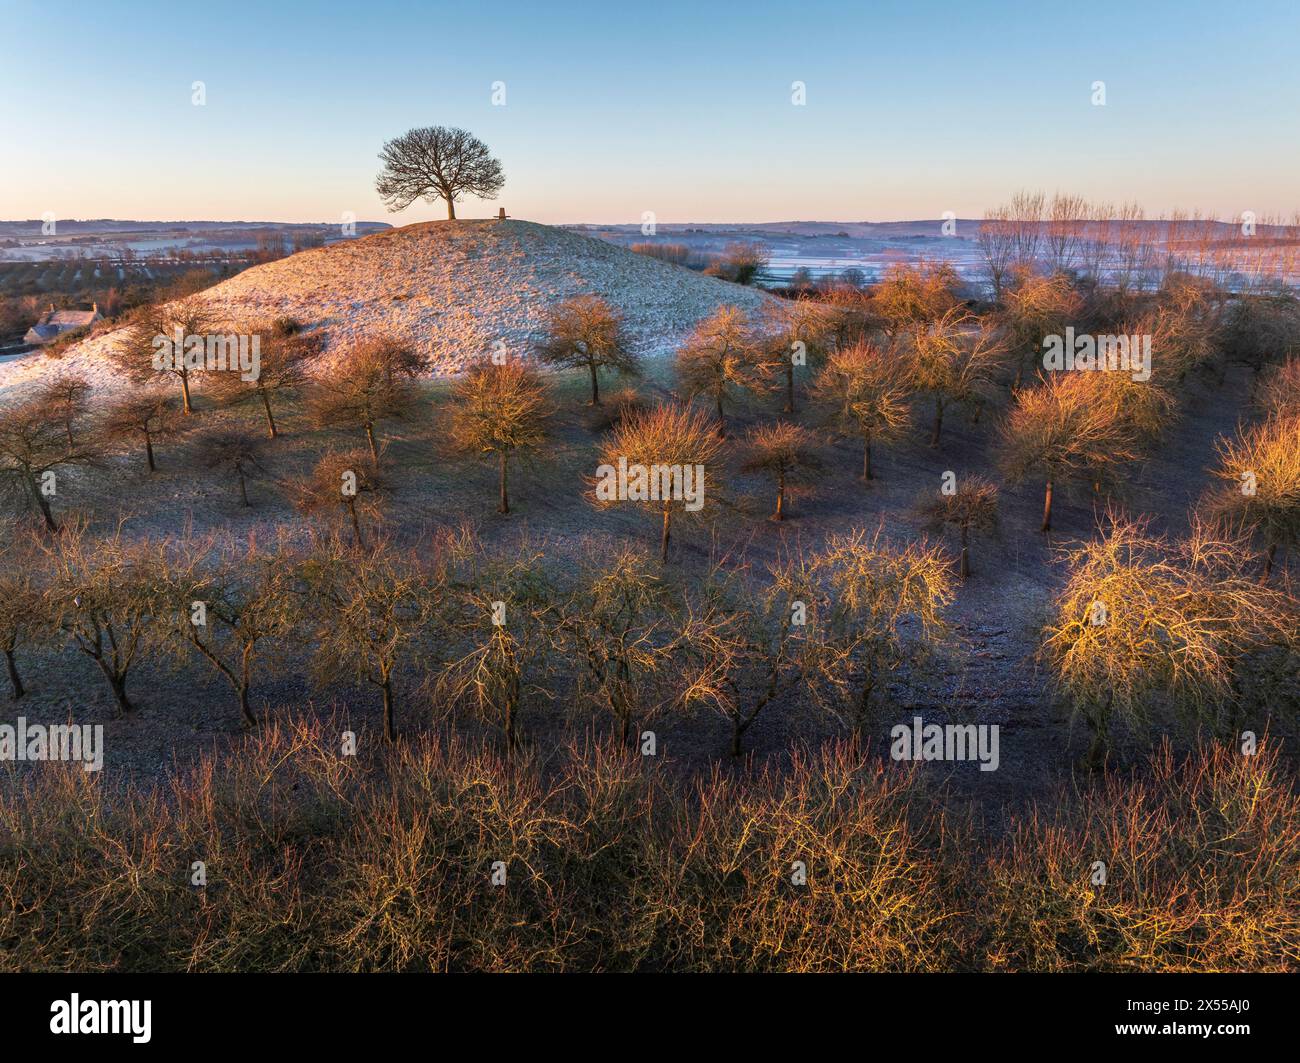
[739,421,826,521]
[593,403,725,563]
[290,449,387,549]
[36,373,91,448]
[536,294,639,405]
[0,399,101,531]
[905,308,1008,447]
[116,294,216,415]
[758,295,835,414]
[37,519,163,716]
[447,360,553,514]
[675,304,764,437]
[158,535,301,727]
[375,126,505,220]
[307,339,420,462]
[808,343,911,482]
[553,545,678,745]
[210,325,322,438]
[300,534,439,743]
[0,531,41,699]
[104,391,183,473]
[198,428,268,507]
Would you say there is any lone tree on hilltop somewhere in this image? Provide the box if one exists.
[375,126,505,220]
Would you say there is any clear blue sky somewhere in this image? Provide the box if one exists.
[2,0,1297,224]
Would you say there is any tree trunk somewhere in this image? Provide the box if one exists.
[715,393,726,438]
[180,370,193,415]
[1262,541,1277,583]
[238,467,250,507]
[145,432,156,472]
[239,645,256,726]
[1041,480,1054,532]
[260,389,278,439]
[381,676,396,742]
[784,362,795,415]
[660,505,671,564]
[347,499,364,550]
[96,661,133,716]
[774,468,786,520]
[498,450,510,514]
[4,648,24,700]
[960,524,970,579]
[731,717,744,757]
[446,200,456,221]
[862,434,873,481]
[589,362,600,405]
[365,422,379,463]
[504,696,517,753]
[930,397,943,447]
[35,486,59,533]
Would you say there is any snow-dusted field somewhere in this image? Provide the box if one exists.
[0,220,776,401]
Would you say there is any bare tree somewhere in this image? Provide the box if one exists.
[37,519,161,716]
[758,295,835,414]
[375,126,505,220]
[1000,374,1139,532]
[915,474,1000,579]
[0,532,40,699]
[678,555,816,756]
[198,428,268,506]
[1207,414,1300,581]
[1045,193,1088,275]
[554,546,677,745]
[308,339,420,462]
[1042,516,1294,766]
[437,549,555,753]
[594,403,725,563]
[290,449,387,549]
[739,421,825,520]
[447,360,553,514]
[36,373,91,448]
[301,535,438,742]
[977,204,1016,303]
[1001,272,1084,388]
[159,535,300,726]
[0,400,100,531]
[806,527,953,737]
[905,308,1008,446]
[536,295,639,405]
[211,325,321,438]
[675,305,763,436]
[116,294,216,414]
[809,343,911,481]
[104,391,183,473]
[870,261,962,342]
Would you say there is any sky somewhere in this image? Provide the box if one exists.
[2,0,1298,225]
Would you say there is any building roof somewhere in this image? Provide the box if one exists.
[23,305,102,345]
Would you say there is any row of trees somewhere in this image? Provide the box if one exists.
[0,522,953,756]
[1,511,1290,764]
[977,191,1300,300]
